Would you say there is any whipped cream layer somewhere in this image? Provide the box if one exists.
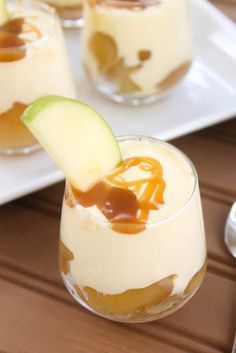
[82,0,192,94]
[61,138,206,295]
[0,6,75,112]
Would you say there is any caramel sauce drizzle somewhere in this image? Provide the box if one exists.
[68,156,166,234]
[0,17,41,62]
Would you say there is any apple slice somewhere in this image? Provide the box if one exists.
[0,0,9,26]
[21,95,122,192]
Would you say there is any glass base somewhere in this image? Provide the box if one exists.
[61,271,205,323]
[0,143,41,156]
[61,16,84,29]
[95,83,171,106]
[87,61,192,106]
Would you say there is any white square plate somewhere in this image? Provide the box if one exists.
[1,0,236,205]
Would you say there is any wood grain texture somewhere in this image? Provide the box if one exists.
[0,278,190,353]
[210,0,236,20]
[173,135,236,200]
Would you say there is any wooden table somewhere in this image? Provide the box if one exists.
[1,2,236,352]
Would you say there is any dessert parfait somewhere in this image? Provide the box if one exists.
[41,0,83,28]
[22,96,206,323]
[82,0,193,104]
[0,0,75,154]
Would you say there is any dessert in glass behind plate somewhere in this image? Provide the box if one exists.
[82,0,193,105]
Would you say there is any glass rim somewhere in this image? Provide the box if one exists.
[65,135,199,227]
[0,0,57,52]
[90,0,163,8]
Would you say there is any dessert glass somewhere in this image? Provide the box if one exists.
[82,0,193,105]
[0,0,76,155]
[40,0,83,28]
[60,136,207,323]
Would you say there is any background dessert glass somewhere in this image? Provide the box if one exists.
[60,136,207,323]
[0,0,76,155]
[40,0,83,28]
[82,0,193,105]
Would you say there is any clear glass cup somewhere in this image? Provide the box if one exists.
[82,0,193,105]
[40,0,84,28]
[0,0,76,155]
[60,136,207,323]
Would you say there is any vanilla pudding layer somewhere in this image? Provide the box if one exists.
[82,0,192,95]
[0,6,75,113]
[60,139,206,296]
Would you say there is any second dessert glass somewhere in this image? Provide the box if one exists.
[60,136,206,323]
[0,0,76,155]
[82,0,193,105]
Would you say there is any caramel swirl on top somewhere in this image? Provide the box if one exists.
[67,156,166,234]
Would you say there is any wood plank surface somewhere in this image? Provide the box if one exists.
[0,278,190,353]
[0,1,236,353]
[210,0,236,20]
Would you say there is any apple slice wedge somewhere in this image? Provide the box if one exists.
[0,0,9,26]
[21,95,122,192]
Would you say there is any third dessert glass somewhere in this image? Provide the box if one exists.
[0,0,76,154]
[82,0,193,105]
[60,136,206,322]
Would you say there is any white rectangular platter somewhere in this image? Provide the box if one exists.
[1,0,236,205]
